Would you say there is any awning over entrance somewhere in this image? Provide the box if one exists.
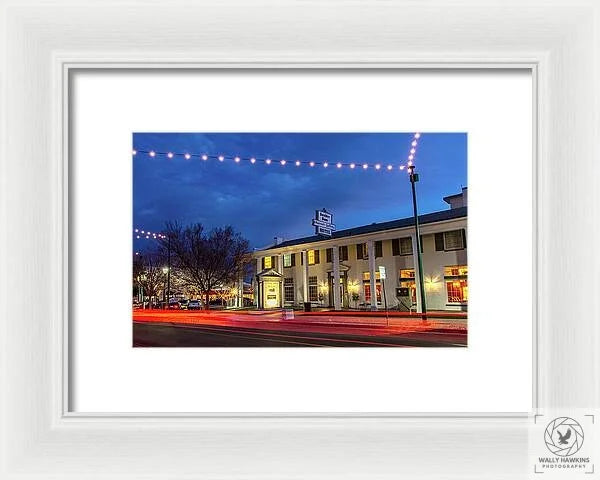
[256,268,283,309]
[256,268,283,279]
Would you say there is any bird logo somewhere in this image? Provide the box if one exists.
[556,428,571,445]
[545,418,584,456]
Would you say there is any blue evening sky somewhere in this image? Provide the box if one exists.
[133,133,467,250]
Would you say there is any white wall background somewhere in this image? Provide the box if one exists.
[71,69,532,413]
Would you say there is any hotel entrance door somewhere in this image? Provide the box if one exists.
[264,281,280,309]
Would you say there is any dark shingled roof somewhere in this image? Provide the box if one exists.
[264,206,467,250]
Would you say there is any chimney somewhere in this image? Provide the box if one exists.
[443,187,468,209]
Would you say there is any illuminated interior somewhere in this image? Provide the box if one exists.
[400,268,415,279]
[444,265,468,303]
[362,271,381,281]
[446,280,468,303]
[264,281,279,308]
[444,265,468,276]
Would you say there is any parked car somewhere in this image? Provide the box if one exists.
[178,299,189,310]
[167,301,180,310]
[188,300,201,310]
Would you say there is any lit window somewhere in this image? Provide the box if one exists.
[364,284,382,303]
[446,280,468,303]
[444,265,468,277]
[307,249,320,265]
[444,265,468,304]
[400,279,417,304]
[362,271,381,281]
[400,269,415,279]
[263,256,272,269]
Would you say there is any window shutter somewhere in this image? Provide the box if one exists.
[392,239,400,256]
[326,248,332,263]
[301,253,303,265]
[314,250,320,264]
[291,253,296,266]
[356,244,363,260]
[271,256,276,269]
[340,245,348,261]
[419,235,424,253]
[462,229,467,248]
[375,241,383,258]
[435,233,445,251]
[262,257,265,269]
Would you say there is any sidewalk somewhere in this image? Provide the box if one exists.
[221,309,467,333]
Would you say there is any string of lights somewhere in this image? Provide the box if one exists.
[132,133,421,173]
[134,228,166,240]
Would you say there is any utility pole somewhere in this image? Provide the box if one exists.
[166,234,171,306]
[408,165,427,322]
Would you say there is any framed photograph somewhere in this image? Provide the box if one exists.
[1,1,598,478]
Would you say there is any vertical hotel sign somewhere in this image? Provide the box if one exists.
[312,208,336,236]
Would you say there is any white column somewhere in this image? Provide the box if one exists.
[279,254,284,308]
[332,246,341,311]
[238,276,243,308]
[411,233,423,313]
[367,240,378,310]
[302,250,308,303]
[255,258,261,309]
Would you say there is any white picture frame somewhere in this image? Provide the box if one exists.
[1,0,598,478]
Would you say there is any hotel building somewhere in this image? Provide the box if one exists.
[253,188,468,313]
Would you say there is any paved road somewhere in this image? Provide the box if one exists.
[133,322,467,347]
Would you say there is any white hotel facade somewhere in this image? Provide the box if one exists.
[252,188,468,313]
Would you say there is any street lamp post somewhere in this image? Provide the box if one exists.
[166,234,171,308]
[162,266,169,309]
[408,165,427,322]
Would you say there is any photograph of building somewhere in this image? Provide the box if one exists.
[254,188,467,313]
[132,132,468,347]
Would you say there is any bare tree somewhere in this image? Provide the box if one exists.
[163,222,251,310]
[133,250,167,308]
